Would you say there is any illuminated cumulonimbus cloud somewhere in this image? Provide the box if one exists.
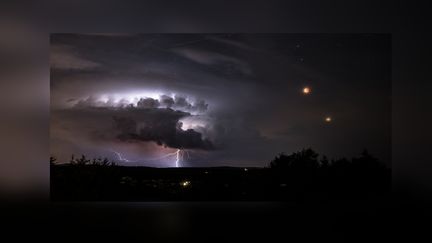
[66,91,214,151]
[72,92,209,115]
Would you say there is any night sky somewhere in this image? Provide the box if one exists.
[50,33,391,167]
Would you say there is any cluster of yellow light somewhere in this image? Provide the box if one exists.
[181,180,191,187]
[302,86,311,94]
[325,116,332,122]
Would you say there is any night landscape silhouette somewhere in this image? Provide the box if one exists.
[51,148,390,201]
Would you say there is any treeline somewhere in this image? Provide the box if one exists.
[50,148,390,201]
[50,155,116,166]
[269,148,387,171]
[51,148,388,171]
[267,148,390,199]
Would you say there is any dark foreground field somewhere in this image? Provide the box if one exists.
[51,164,390,201]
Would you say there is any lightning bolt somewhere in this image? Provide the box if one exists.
[175,149,180,167]
[157,149,183,167]
[184,150,191,159]
[111,150,133,162]
[110,148,186,167]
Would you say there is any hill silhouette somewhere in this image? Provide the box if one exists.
[50,148,390,201]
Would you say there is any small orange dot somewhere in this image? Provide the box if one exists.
[325,116,332,122]
[302,87,311,94]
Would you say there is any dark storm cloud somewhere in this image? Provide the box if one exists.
[68,94,214,150]
[74,96,108,108]
[113,115,213,150]
[52,105,214,151]
[191,99,208,113]
[111,107,213,150]
[160,95,174,108]
[136,98,160,109]
[172,95,208,112]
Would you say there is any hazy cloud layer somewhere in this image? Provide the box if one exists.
[173,48,253,75]
[50,44,100,70]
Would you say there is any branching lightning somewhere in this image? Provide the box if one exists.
[110,148,188,167]
[160,149,187,167]
[111,150,132,162]
[175,149,180,167]
[165,149,183,167]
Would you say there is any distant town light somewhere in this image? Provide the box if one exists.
[244,168,248,172]
[181,180,191,187]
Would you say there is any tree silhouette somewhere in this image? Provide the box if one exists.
[101,158,111,166]
[69,154,76,164]
[330,157,350,170]
[65,154,115,166]
[320,155,329,168]
[270,148,319,170]
[76,155,90,165]
[50,156,57,165]
[351,149,384,170]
